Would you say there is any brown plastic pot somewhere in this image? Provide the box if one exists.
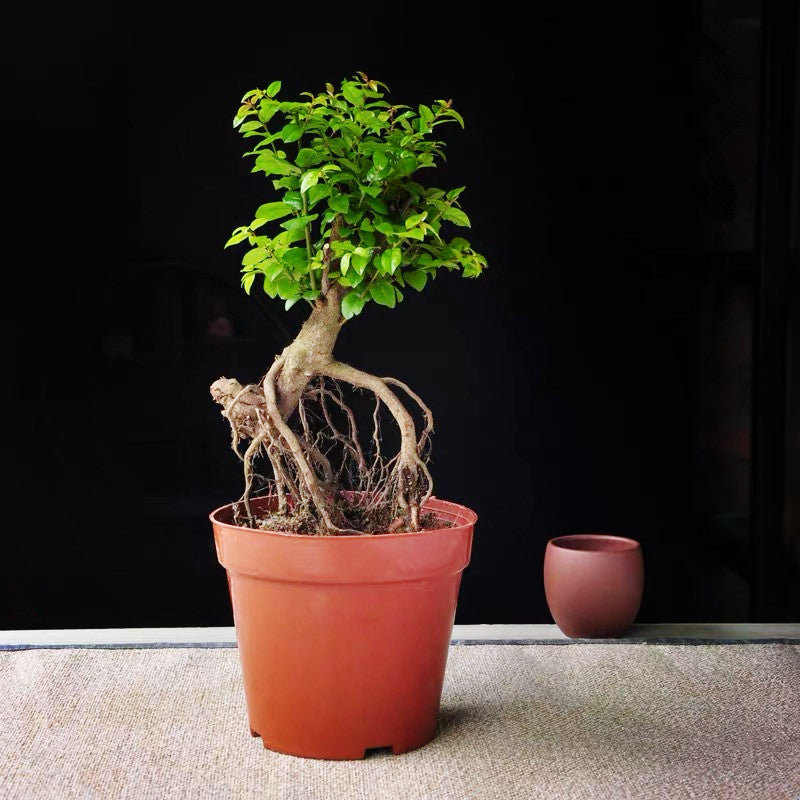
[210,494,476,760]
[543,534,644,638]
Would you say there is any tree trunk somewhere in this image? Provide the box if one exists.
[270,285,345,418]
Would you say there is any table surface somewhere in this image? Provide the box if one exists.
[4,624,799,800]
[2,623,799,648]
[3,630,798,800]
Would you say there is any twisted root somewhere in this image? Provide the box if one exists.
[209,359,436,535]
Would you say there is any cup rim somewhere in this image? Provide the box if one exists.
[547,533,641,553]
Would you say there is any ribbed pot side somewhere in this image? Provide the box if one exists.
[210,495,476,760]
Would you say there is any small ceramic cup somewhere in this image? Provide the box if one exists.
[543,534,644,638]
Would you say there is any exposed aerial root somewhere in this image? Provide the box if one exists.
[210,361,439,535]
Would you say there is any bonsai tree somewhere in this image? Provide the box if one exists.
[211,72,487,535]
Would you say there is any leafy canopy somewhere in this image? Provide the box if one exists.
[226,72,487,319]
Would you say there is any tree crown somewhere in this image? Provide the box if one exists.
[226,72,487,319]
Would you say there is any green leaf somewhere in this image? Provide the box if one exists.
[342,82,363,107]
[255,151,300,176]
[306,184,331,207]
[405,212,427,229]
[366,196,388,214]
[339,252,352,274]
[262,260,284,281]
[351,249,371,274]
[285,296,301,310]
[276,277,299,300]
[343,207,362,226]
[242,271,257,294]
[277,101,307,113]
[462,252,487,278]
[300,170,320,194]
[225,228,250,248]
[441,206,471,227]
[341,292,366,319]
[282,248,308,270]
[329,194,349,213]
[359,228,376,248]
[266,80,281,98]
[462,261,481,278]
[440,108,465,127]
[374,221,396,236]
[273,227,306,246]
[338,269,362,287]
[280,213,318,231]
[242,247,268,266]
[397,156,417,176]
[356,109,378,127]
[446,186,466,200]
[255,201,293,222]
[369,279,396,308]
[404,269,428,291]
[261,274,278,298]
[257,99,280,124]
[271,176,299,191]
[282,191,303,210]
[296,148,323,168]
[330,240,354,256]
[280,123,303,143]
[380,248,401,274]
[419,104,434,127]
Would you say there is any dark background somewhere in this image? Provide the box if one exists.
[2,0,798,628]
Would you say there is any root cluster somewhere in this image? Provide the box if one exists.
[210,367,439,535]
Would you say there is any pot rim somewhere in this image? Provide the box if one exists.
[547,533,640,553]
[209,494,477,539]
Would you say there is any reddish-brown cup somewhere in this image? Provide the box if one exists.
[543,534,644,638]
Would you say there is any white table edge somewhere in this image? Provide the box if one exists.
[1,623,799,648]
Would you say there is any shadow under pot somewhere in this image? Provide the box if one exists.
[543,534,644,638]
